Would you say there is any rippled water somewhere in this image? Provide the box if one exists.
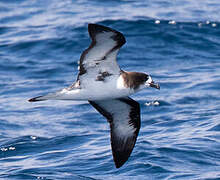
[0,0,220,179]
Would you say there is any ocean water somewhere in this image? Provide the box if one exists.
[0,0,220,179]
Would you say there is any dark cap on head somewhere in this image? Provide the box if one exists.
[121,71,149,90]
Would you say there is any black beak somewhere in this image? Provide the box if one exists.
[149,81,160,90]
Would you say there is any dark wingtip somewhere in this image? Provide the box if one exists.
[28,96,44,102]
[113,150,130,168]
[115,161,125,168]
[87,23,126,46]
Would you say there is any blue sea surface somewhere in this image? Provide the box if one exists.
[0,0,220,179]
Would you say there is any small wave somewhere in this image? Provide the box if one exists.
[145,100,171,107]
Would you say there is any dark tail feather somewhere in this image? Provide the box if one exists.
[28,96,46,102]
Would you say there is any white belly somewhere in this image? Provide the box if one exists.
[56,75,134,101]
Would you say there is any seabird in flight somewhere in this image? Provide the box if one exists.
[29,24,160,168]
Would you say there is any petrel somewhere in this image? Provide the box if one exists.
[29,24,160,168]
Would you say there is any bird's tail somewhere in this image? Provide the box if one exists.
[28,95,47,102]
[28,91,60,102]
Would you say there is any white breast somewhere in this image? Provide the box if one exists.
[57,75,134,101]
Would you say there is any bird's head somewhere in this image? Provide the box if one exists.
[134,73,160,91]
[121,71,160,91]
[144,74,160,90]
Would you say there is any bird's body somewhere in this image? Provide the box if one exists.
[33,71,152,101]
[29,24,160,168]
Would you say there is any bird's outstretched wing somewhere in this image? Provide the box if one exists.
[77,24,126,87]
[89,97,140,168]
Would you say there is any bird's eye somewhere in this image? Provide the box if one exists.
[145,75,149,81]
